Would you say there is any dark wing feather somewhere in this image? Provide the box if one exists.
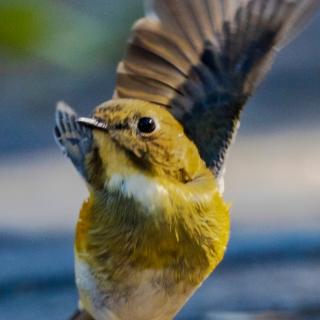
[114,0,319,176]
[69,309,94,320]
[54,102,93,180]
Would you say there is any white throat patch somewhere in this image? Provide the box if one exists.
[107,174,168,212]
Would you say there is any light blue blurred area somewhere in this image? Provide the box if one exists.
[0,1,320,319]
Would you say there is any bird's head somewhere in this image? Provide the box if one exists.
[79,99,205,185]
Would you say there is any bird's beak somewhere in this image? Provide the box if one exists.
[77,117,108,131]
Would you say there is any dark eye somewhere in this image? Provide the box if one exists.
[137,117,156,134]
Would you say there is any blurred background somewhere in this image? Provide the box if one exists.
[0,1,319,319]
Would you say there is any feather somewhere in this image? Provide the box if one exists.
[54,102,93,180]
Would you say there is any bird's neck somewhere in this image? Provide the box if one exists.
[75,170,230,285]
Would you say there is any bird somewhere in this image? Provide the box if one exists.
[54,1,319,319]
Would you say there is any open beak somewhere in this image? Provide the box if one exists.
[77,117,108,131]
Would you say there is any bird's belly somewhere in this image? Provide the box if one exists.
[75,257,196,320]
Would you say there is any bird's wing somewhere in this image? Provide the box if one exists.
[54,102,93,180]
[114,0,319,176]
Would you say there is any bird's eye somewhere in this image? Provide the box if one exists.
[137,117,156,134]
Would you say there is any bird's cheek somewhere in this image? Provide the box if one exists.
[92,132,138,178]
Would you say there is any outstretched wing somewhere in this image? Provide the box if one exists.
[114,0,319,176]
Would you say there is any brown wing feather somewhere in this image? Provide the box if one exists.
[114,0,320,176]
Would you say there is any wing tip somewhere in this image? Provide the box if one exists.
[54,101,78,150]
[56,101,76,116]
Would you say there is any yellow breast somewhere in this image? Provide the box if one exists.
[75,170,230,319]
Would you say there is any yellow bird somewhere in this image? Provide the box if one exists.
[54,1,319,319]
